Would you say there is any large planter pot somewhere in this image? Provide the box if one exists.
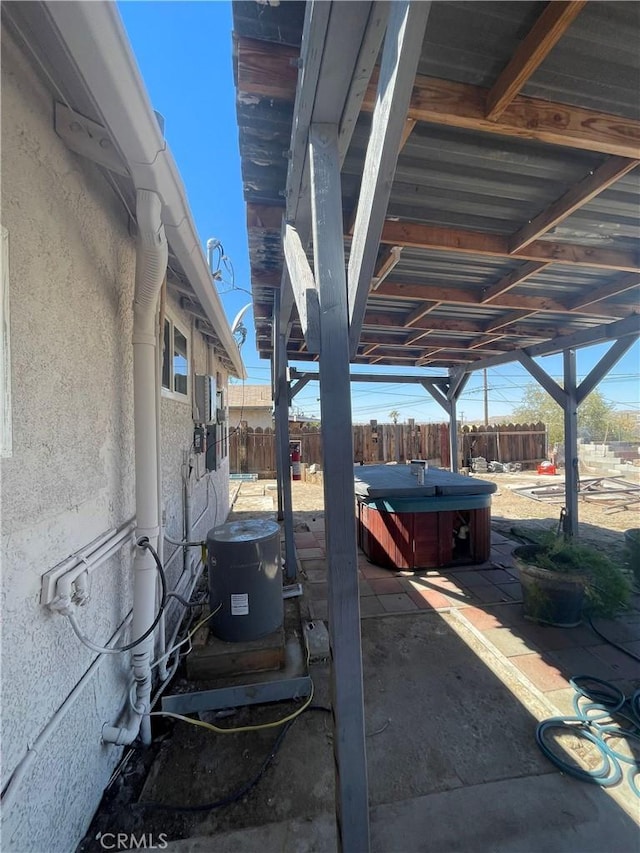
[624,529,640,585]
[513,544,586,627]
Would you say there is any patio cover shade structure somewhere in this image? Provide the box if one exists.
[232,2,639,848]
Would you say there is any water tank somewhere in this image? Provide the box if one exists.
[207,519,283,642]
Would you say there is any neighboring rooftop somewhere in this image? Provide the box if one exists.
[228,383,273,409]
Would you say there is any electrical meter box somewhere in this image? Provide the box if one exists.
[194,374,216,423]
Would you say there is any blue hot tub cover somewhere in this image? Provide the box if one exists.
[353,464,497,500]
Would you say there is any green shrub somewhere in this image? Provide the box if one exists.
[526,531,632,618]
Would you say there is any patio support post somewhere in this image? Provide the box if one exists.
[309,122,370,853]
[448,398,459,473]
[274,296,296,580]
[563,348,579,538]
[272,300,284,521]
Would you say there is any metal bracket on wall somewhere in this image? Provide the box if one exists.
[54,103,128,176]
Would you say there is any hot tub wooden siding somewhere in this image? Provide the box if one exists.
[357,502,491,570]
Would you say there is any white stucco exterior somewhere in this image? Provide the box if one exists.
[1,25,231,853]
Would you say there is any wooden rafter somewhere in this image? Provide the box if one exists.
[379,220,640,272]
[403,301,441,326]
[509,157,640,252]
[373,281,632,319]
[482,261,551,303]
[486,1,587,121]
[246,202,639,275]
[566,273,640,311]
[485,309,537,333]
[236,38,640,159]
[347,1,432,356]
[365,310,570,338]
[469,334,507,350]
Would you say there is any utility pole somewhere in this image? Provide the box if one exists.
[483,369,489,426]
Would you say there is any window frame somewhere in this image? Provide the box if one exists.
[161,313,190,403]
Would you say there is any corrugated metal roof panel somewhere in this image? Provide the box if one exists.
[417,1,545,86]
[233,0,639,366]
[523,1,640,120]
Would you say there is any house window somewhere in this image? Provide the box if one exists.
[1,227,12,457]
[162,317,190,400]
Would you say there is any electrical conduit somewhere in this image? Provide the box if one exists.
[102,189,167,746]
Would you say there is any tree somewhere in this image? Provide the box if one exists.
[389,410,400,424]
[513,383,617,446]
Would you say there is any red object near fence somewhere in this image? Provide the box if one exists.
[290,443,301,480]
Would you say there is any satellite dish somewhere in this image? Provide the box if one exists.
[231,302,252,350]
[232,302,252,334]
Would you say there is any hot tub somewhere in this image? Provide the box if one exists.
[355,465,497,570]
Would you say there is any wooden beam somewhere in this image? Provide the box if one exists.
[402,76,640,159]
[567,273,640,311]
[248,202,640,275]
[235,36,298,100]
[486,1,587,121]
[374,280,632,319]
[360,344,379,356]
[282,224,320,353]
[379,220,640,272]
[460,314,640,372]
[518,351,566,408]
[485,309,537,333]
[482,261,550,303]
[510,157,640,252]
[399,117,417,151]
[347,1,432,357]
[576,335,639,405]
[364,310,558,337]
[469,334,507,350]
[371,246,403,289]
[309,123,370,852]
[404,301,441,326]
[238,37,640,158]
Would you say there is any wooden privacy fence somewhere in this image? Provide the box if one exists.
[461,422,547,465]
[230,421,547,475]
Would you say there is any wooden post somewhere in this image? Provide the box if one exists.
[274,308,297,581]
[448,398,459,473]
[563,348,579,538]
[309,122,370,853]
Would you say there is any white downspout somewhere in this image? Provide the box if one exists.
[103,189,167,746]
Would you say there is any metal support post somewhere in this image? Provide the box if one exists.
[563,348,579,538]
[274,308,296,581]
[310,122,370,853]
[448,398,459,473]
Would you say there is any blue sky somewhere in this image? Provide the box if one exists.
[119,1,639,425]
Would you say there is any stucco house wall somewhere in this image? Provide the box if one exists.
[1,25,229,853]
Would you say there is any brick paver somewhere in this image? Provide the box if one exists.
[509,653,568,692]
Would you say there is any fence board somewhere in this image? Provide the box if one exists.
[229,421,547,475]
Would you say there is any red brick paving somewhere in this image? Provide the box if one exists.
[368,577,405,595]
[295,525,640,708]
[509,653,568,692]
[360,564,396,580]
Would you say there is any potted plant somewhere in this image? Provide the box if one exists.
[514,532,631,627]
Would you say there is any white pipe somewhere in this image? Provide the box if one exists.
[1,611,133,812]
[102,189,167,747]
[155,283,167,678]
[54,521,136,604]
